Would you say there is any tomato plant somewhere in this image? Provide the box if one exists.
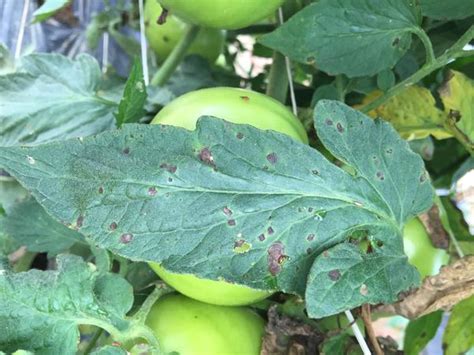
[157,0,285,30]
[144,0,225,63]
[1,0,473,354]
[146,294,265,355]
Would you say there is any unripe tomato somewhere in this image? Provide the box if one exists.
[150,87,308,305]
[149,263,272,306]
[145,0,225,63]
[403,218,449,279]
[151,87,308,143]
[157,0,285,30]
[146,294,265,355]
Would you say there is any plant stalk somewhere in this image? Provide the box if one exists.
[361,25,474,114]
[266,51,289,103]
[150,24,200,86]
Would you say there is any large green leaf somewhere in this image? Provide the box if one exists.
[259,0,420,77]
[0,53,117,147]
[420,0,474,20]
[0,255,133,354]
[0,101,433,318]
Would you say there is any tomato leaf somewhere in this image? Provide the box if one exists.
[115,58,147,127]
[439,70,474,147]
[404,311,443,355]
[0,101,433,318]
[259,0,420,77]
[0,197,86,255]
[0,53,116,147]
[419,0,474,20]
[443,295,474,355]
[32,0,71,23]
[0,255,133,354]
[358,86,451,140]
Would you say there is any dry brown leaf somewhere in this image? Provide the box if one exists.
[374,256,474,319]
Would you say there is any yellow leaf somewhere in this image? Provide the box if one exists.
[357,87,451,140]
[439,70,474,146]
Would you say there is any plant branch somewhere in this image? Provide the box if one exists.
[412,28,436,64]
[361,25,474,114]
[150,24,200,86]
[266,51,289,103]
[444,115,474,156]
[132,282,173,323]
[360,304,383,355]
[82,328,103,355]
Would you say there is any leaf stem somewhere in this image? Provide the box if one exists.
[361,25,474,114]
[412,28,436,64]
[132,282,173,323]
[361,305,383,355]
[150,24,200,86]
[444,116,474,156]
[266,51,289,103]
[82,328,103,355]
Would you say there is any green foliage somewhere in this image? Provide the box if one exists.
[32,0,71,23]
[0,53,117,147]
[260,0,420,77]
[115,58,147,127]
[0,101,432,318]
[404,311,443,355]
[419,0,474,20]
[0,197,85,255]
[443,295,474,354]
[0,255,134,354]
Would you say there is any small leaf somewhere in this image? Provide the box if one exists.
[419,0,474,20]
[0,197,85,255]
[0,53,116,147]
[404,311,443,355]
[0,255,134,354]
[376,69,396,92]
[115,58,147,127]
[259,0,420,77]
[439,70,474,147]
[357,87,451,140]
[443,295,474,355]
[32,0,71,23]
[0,101,433,318]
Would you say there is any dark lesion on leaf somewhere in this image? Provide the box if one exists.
[328,269,341,281]
[268,242,287,276]
[198,147,216,167]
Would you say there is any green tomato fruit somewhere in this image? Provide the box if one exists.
[146,294,265,355]
[403,218,449,279]
[149,263,272,306]
[157,0,285,30]
[151,87,308,143]
[150,87,307,305]
[145,0,225,63]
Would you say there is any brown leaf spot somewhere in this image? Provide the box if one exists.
[266,152,278,165]
[227,219,236,226]
[109,222,118,230]
[336,122,344,133]
[76,215,84,229]
[328,269,341,281]
[160,163,177,173]
[236,132,244,140]
[223,206,233,216]
[307,234,315,241]
[267,226,274,235]
[123,147,130,155]
[157,8,168,24]
[268,242,287,276]
[325,119,333,126]
[199,147,215,167]
[148,187,157,196]
[258,234,266,241]
[120,233,133,244]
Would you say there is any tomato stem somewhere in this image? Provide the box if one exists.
[361,25,474,155]
[150,24,201,86]
[266,51,289,103]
